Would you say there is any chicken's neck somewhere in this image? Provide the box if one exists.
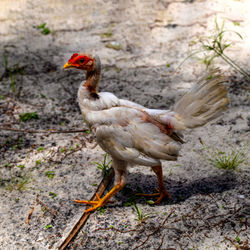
[84,55,101,98]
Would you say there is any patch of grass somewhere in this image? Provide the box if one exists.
[101,31,113,38]
[36,23,51,35]
[93,153,112,177]
[19,112,38,122]
[1,50,25,94]
[97,206,106,215]
[35,159,42,166]
[207,149,245,170]
[17,165,25,169]
[45,171,55,179]
[6,174,30,192]
[178,17,249,80]
[10,73,16,93]
[235,236,240,243]
[202,145,246,171]
[132,203,150,223]
[37,147,44,152]
[49,192,57,198]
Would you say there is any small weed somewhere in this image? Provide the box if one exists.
[36,23,51,35]
[49,192,57,198]
[6,174,30,192]
[207,149,245,170]
[93,153,112,177]
[84,130,91,134]
[1,50,25,94]
[14,197,19,202]
[92,183,97,186]
[132,203,150,223]
[45,224,52,229]
[37,147,44,152]
[101,31,113,38]
[17,165,25,169]
[146,200,154,205]
[97,206,106,215]
[235,236,240,243]
[233,21,240,26]
[10,73,16,93]
[178,18,249,80]
[0,95,4,99]
[45,171,55,179]
[3,162,10,168]
[61,147,66,153]
[35,159,42,166]
[166,63,171,68]
[19,112,38,122]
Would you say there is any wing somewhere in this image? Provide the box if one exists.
[86,106,182,165]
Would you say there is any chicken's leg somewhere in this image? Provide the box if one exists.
[136,165,171,204]
[74,168,126,213]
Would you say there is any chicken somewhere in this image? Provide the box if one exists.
[63,53,229,213]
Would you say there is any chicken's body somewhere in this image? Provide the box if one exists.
[64,53,229,212]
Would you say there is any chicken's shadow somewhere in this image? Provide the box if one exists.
[116,170,237,205]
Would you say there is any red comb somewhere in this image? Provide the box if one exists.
[68,53,79,63]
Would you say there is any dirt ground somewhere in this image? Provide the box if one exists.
[0,0,249,249]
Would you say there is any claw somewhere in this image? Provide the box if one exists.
[136,188,171,204]
[73,184,123,213]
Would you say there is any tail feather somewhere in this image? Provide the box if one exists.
[173,68,229,129]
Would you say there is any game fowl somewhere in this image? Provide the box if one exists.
[63,53,229,212]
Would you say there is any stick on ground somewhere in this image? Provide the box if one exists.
[58,168,114,250]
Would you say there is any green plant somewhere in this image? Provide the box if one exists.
[36,23,51,35]
[35,159,41,166]
[132,203,150,223]
[203,145,246,171]
[49,192,57,198]
[235,236,240,243]
[6,174,30,192]
[45,171,55,179]
[37,147,44,152]
[17,165,25,169]
[93,153,112,176]
[179,18,249,80]
[1,51,24,94]
[10,73,16,93]
[97,206,106,215]
[45,224,52,229]
[19,112,38,122]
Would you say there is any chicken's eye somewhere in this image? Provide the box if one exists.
[79,58,85,64]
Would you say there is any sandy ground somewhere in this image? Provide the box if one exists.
[0,0,249,249]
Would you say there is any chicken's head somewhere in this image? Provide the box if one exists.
[63,53,94,71]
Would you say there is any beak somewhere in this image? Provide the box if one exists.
[63,62,72,69]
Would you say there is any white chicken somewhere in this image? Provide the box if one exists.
[63,53,229,213]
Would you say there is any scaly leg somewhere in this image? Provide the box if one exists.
[136,165,171,204]
[74,167,127,213]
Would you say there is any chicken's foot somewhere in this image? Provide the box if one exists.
[74,184,123,213]
[136,165,171,204]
